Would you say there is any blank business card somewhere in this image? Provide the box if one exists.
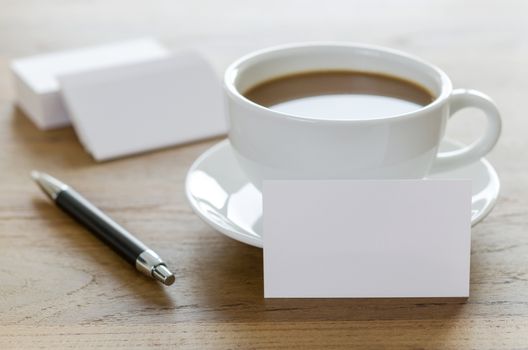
[263,180,472,298]
[58,51,226,161]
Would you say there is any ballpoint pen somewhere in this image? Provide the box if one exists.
[31,170,175,286]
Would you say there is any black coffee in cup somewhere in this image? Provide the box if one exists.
[244,70,434,120]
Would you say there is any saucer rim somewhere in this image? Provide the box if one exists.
[185,141,264,247]
[185,139,500,248]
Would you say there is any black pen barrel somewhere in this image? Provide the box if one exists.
[55,189,147,265]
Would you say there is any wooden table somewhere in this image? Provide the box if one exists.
[1,1,527,348]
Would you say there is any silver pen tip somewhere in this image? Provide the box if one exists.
[31,170,41,181]
[152,265,175,286]
[31,170,68,200]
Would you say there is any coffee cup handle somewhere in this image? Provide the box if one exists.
[432,89,501,172]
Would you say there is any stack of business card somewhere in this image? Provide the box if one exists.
[11,38,227,161]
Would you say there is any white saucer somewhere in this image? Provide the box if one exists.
[185,139,500,248]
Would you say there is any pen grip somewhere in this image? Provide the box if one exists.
[55,189,147,265]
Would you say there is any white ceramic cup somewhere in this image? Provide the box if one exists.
[224,43,501,188]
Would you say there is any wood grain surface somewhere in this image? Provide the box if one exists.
[1,0,527,348]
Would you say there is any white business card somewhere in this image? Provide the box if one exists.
[58,50,226,161]
[263,180,472,298]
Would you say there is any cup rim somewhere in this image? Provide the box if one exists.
[224,42,453,124]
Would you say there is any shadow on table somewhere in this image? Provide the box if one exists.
[9,105,94,168]
[9,104,225,166]
[193,232,469,323]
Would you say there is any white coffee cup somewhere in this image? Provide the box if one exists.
[224,43,501,188]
